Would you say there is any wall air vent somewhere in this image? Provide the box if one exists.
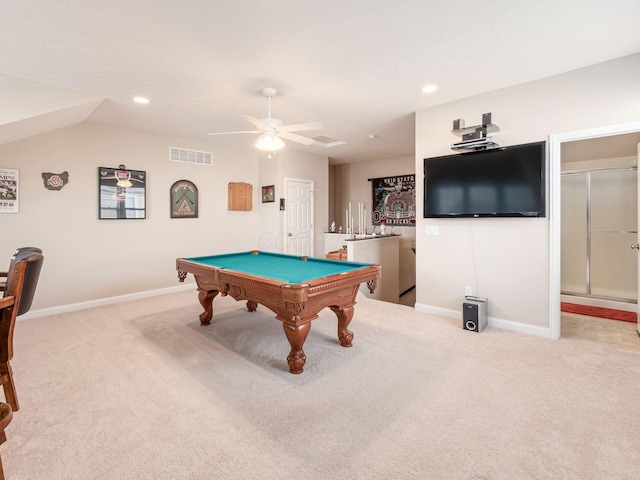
[169,147,213,166]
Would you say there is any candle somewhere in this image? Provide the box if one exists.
[345,208,348,233]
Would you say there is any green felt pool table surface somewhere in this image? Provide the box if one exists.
[184,250,371,284]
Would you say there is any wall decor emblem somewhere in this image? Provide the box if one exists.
[42,171,69,190]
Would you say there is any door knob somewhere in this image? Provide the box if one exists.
[288,233,292,237]
[631,244,639,250]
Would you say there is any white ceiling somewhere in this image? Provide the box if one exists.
[1,0,639,164]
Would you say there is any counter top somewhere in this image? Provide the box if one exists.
[345,234,400,242]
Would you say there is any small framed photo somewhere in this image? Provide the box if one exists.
[261,185,275,203]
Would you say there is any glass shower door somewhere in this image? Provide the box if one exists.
[561,174,588,295]
[590,169,637,301]
[561,168,637,302]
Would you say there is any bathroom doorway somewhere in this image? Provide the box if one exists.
[559,132,640,343]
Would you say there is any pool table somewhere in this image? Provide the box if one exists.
[176,250,381,374]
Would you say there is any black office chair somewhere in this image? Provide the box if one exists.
[0,247,42,292]
[0,250,44,411]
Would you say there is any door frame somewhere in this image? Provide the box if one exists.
[549,120,640,339]
[284,177,315,256]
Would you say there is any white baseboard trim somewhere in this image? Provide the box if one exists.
[19,282,196,321]
[414,302,553,339]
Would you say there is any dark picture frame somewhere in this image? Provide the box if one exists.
[170,180,198,218]
[370,174,416,226]
[98,165,146,219]
[261,185,275,203]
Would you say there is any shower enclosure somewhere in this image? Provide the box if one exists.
[561,167,637,303]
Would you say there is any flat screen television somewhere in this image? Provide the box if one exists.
[423,141,546,218]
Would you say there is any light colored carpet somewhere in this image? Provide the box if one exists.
[4,290,640,479]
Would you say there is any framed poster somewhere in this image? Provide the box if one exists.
[262,185,275,203]
[0,168,19,213]
[98,165,146,219]
[371,174,416,226]
[170,180,198,218]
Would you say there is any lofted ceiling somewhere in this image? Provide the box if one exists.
[1,1,639,164]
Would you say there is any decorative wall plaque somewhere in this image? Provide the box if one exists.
[170,180,198,218]
[42,171,69,190]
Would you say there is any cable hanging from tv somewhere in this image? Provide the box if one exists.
[450,113,499,151]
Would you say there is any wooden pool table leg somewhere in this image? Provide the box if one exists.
[330,305,354,347]
[197,289,219,326]
[246,300,258,312]
[282,322,311,374]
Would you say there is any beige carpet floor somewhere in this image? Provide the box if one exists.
[4,290,640,479]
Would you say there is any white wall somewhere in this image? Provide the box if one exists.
[258,149,329,256]
[0,122,260,311]
[332,154,416,295]
[415,53,640,333]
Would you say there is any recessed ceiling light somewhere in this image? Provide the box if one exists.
[133,96,150,104]
[421,84,438,94]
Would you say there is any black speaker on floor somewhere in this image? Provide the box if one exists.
[463,297,488,332]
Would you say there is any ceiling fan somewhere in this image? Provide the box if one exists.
[208,87,323,151]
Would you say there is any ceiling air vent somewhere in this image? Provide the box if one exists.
[169,147,212,166]
[313,136,346,148]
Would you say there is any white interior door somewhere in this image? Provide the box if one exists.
[637,142,640,335]
[285,178,314,256]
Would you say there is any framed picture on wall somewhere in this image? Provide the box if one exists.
[371,174,416,226]
[98,165,146,219]
[0,168,19,213]
[261,185,275,203]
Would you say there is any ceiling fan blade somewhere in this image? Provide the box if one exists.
[277,131,316,146]
[208,130,261,136]
[240,115,267,130]
[279,122,323,133]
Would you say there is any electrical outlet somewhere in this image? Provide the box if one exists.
[465,286,473,296]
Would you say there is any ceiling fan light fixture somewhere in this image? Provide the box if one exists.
[255,132,285,152]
